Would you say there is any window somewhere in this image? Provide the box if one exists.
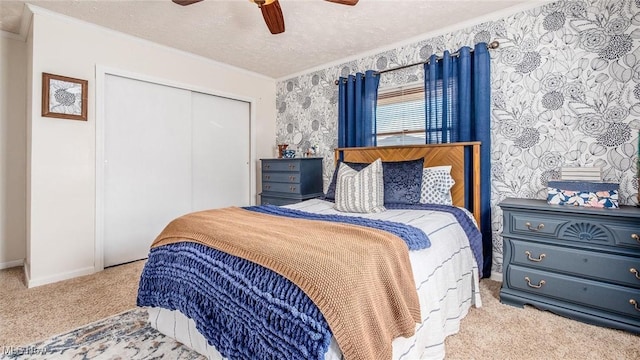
[376,84,426,146]
[376,74,456,146]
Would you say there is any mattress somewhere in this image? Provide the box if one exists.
[146,199,482,360]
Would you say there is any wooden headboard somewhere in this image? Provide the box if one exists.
[334,142,481,226]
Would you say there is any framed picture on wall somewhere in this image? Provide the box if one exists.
[41,72,88,121]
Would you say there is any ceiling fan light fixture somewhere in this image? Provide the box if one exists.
[251,0,276,7]
[172,0,204,6]
[325,0,359,5]
[254,0,285,34]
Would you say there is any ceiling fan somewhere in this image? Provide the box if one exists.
[172,0,358,35]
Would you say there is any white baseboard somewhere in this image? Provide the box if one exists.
[489,272,503,283]
[0,259,24,270]
[26,266,95,288]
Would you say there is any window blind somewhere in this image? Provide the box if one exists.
[376,85,426,146]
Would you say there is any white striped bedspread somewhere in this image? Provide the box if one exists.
[147,198,482,360]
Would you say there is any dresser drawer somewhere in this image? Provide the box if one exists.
[260,195,300,206]
[262,172,300,183]
[605,223,640,250]
[262,182,302,194]
[507,213,569,238]
[508,239,640,288]
[507,265,640,320]
[262,160,301,172]
[506,211,628,247]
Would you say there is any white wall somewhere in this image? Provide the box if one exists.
[25,7,277,287]
[0,34,27,269]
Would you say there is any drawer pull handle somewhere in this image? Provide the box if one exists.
[288,164,296,170]
[631,268,640,280]
[265,175,271,180]
[525,251,546,262]
[632,233,639,243]
[631,299,640,312]
[525,222,545,231]
[265,164,270,169]
[265,185,271,190]
[524,276,545,289]
[289,176,296,181]
[289,186,296,192]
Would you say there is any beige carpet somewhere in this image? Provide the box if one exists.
[0,261,144,347]
[444,280,639,360]
[1,262,638,359]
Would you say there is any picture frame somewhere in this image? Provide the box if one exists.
[42,72,88,121]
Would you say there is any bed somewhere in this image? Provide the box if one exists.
[138,142,483,360]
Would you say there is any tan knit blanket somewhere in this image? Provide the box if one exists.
[151,206,421,360]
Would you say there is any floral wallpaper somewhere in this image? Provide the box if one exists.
[275,0,640,277]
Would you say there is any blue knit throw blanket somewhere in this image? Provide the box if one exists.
[244,205,431,250]
[138,242,332,360]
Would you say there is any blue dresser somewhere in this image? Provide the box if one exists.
[499,198,640,334]
[259,158,323,206]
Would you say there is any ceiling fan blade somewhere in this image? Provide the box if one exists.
[325,0,359,5]
[260,0,285,34]
[172,0,204,6]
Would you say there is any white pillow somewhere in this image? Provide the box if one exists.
[419,165,455,205]
[334,159,386,213]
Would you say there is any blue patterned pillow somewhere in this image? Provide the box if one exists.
[325,159,423,205]
[419,166,455,205]
[381,158,423,204]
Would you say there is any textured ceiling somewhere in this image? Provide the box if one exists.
[0,0,541,79]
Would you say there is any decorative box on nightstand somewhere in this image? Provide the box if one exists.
[499,198,640,334]
[259,157,323,206]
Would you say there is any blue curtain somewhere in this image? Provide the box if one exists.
[423,43,492,278]
[337,70,381,148]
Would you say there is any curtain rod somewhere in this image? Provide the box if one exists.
[334,40,499,85]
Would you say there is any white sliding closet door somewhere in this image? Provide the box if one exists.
[191,92,250,210]
[102,75,251,267]
[104,75,193,267]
